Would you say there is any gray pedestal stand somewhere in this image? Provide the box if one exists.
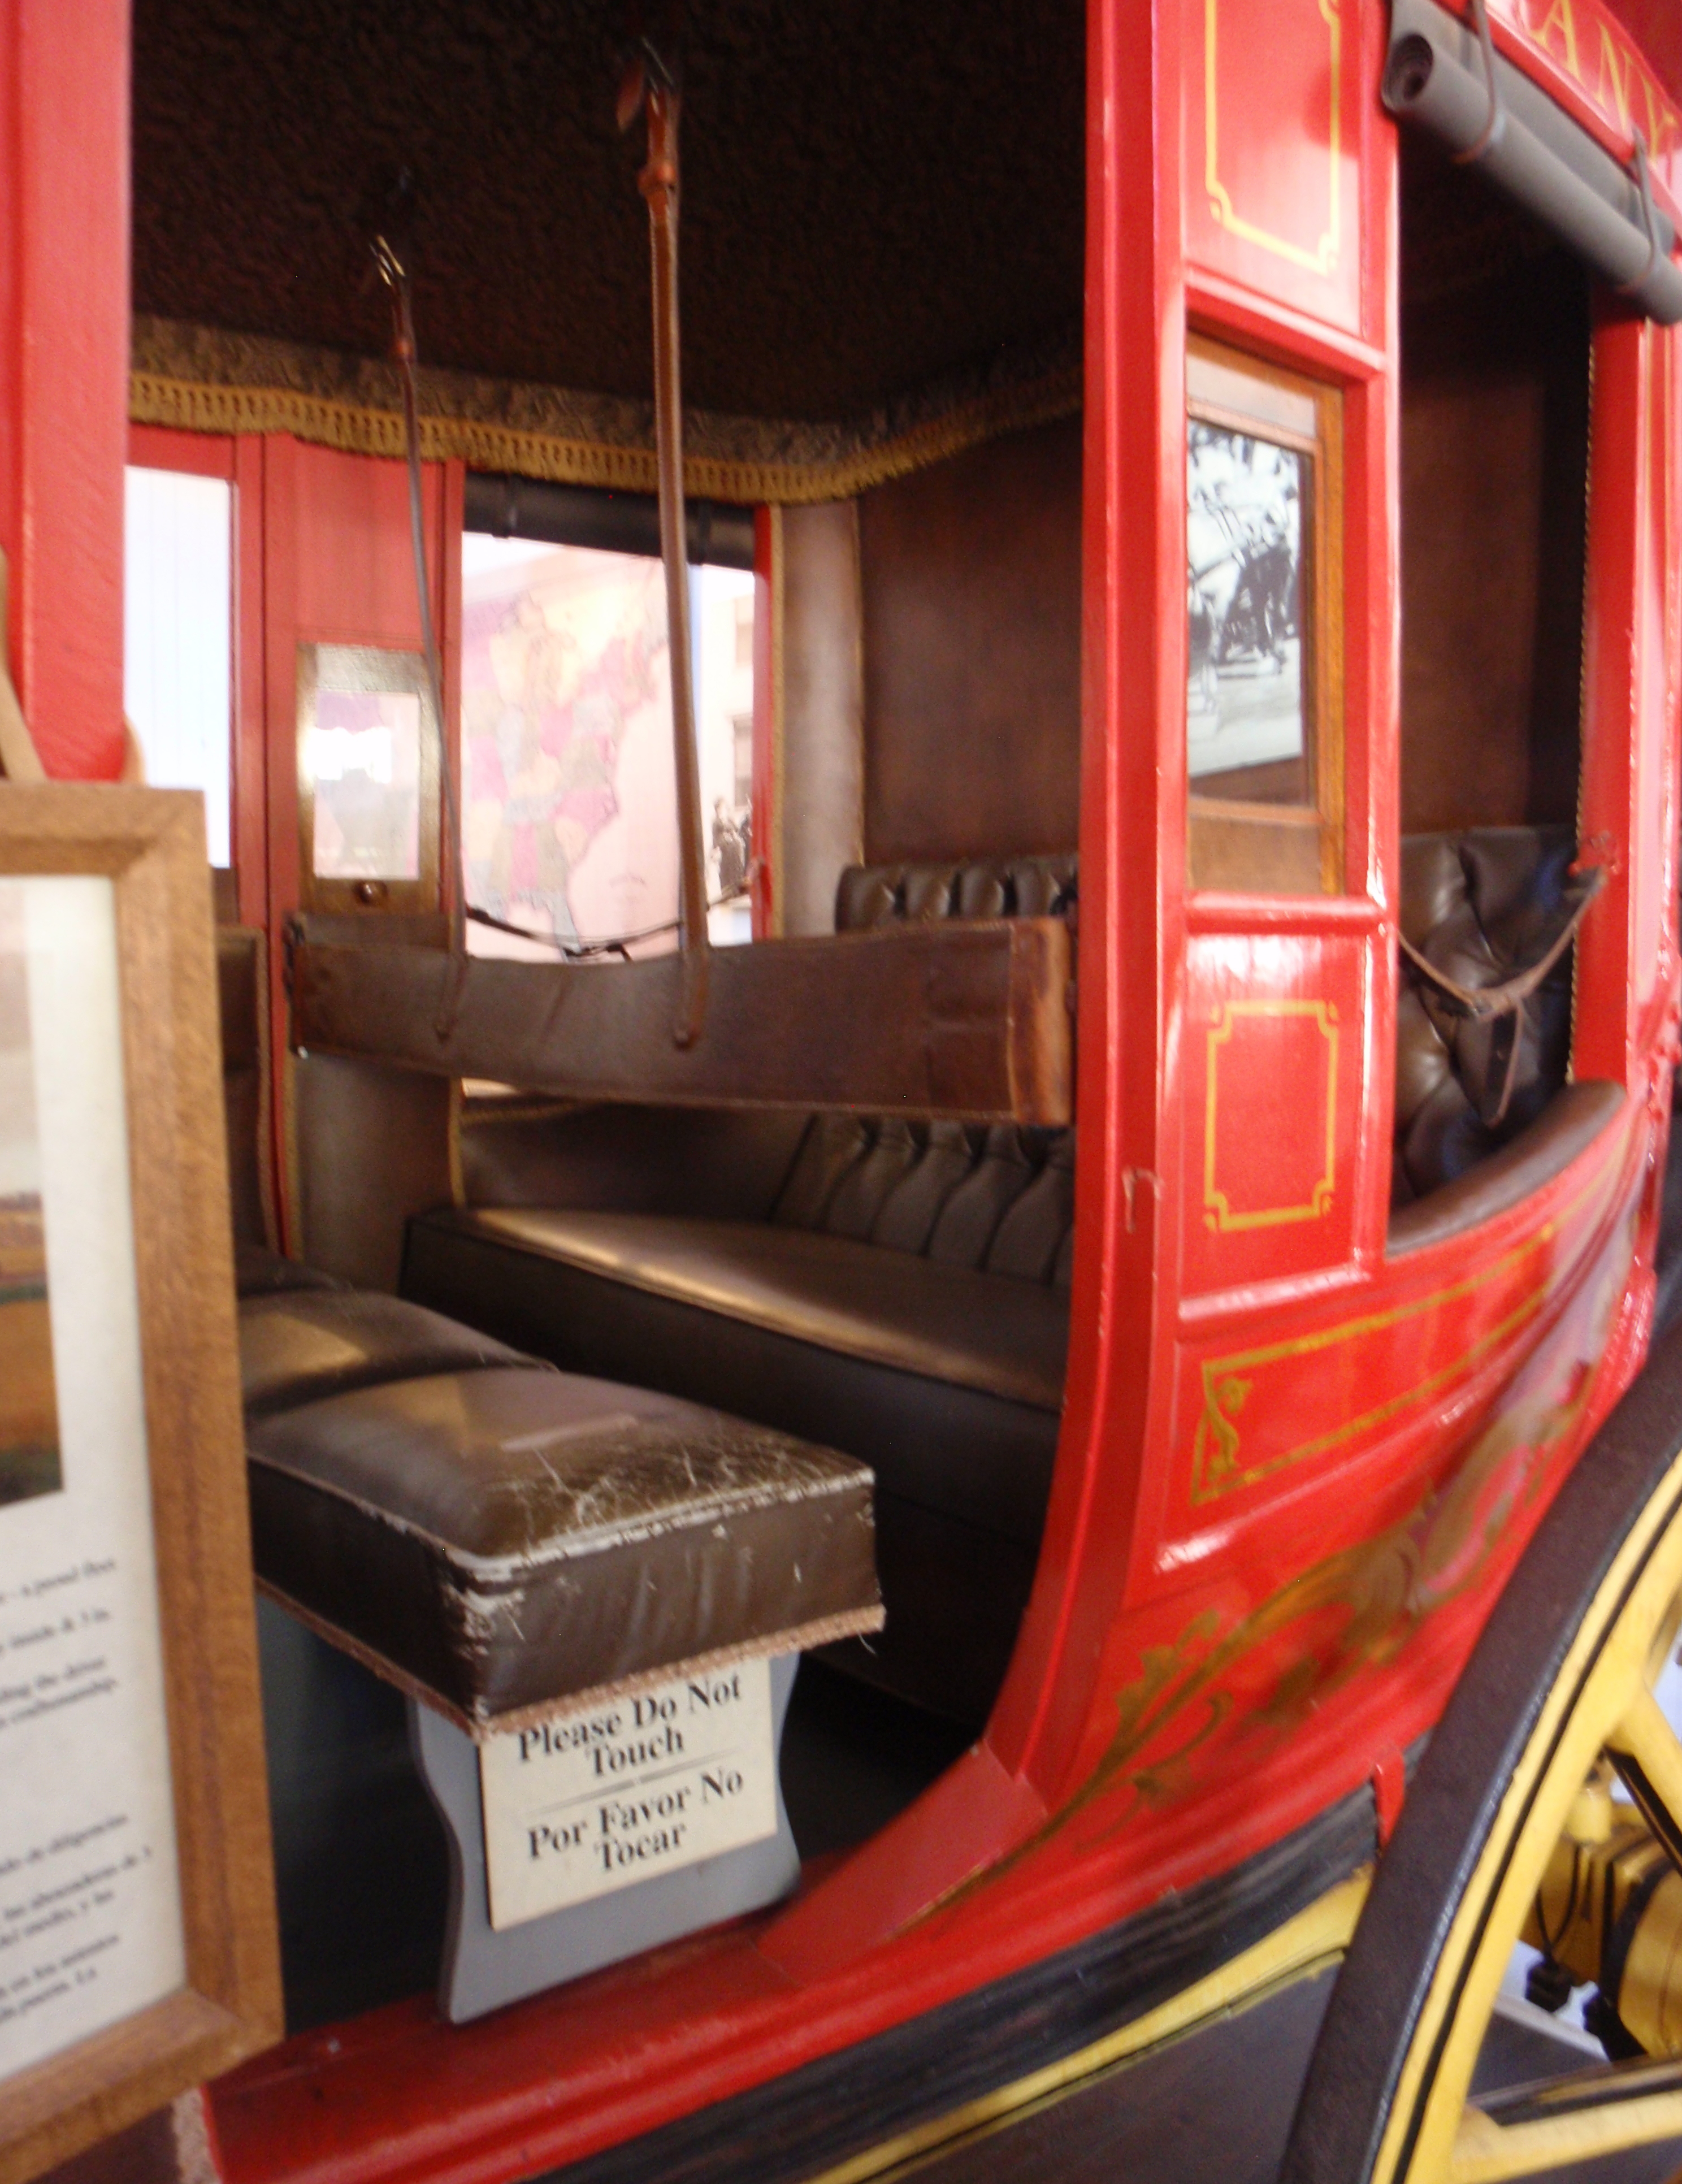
[410,1653,801,2022]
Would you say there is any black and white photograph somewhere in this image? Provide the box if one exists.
[1186,421,1307,795]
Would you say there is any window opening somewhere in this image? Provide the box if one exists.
[1389,137,1593,1226]
[461,522,755,959]
[123,466,233,868]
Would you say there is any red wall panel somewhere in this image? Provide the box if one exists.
[0,0,129,779]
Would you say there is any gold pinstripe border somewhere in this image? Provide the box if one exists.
[1203,998,1340,1233]
[1190,1126,1626,1502]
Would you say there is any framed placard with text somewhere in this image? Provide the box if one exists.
[0,787,280,2184]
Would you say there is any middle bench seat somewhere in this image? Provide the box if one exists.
[236,1262,882,2016]
[237,1266,883,1733]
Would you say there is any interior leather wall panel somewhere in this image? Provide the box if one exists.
[293,1052,455,1292]
[860,419,1082,864]
[1399,162,1589,834]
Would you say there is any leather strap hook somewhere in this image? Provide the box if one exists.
[370,219,470,1039]
[1453,0,1506,164]
[1618,127,1664,295]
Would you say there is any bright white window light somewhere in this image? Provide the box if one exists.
[123,467,233,868]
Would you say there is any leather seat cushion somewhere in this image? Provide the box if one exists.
[249,1366,882,1731]
[236,1244,344,1300]
[404,1208,1065,1544]
[240,1287,541,1419]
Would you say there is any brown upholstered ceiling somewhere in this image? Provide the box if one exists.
[131,0,1086,424]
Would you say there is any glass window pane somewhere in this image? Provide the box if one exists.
[123,467,233,866]
[1187,424,1307,804]
[695,564,756,947]
[306,688,423,881]
[460,536,755,955]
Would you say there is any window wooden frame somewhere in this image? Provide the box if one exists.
[1186,335,1345,896]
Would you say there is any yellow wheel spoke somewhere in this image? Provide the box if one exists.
[1610,1686,1682,1865]
[1448,2064,1682,2182]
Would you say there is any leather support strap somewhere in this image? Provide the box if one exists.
[633,51,710,1049]
[1396,862,1605,1022]
[1398,860,1605,1129]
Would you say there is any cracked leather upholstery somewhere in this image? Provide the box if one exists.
[246,1361,881,1732]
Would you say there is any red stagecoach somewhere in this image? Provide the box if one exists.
[4,1,1682,2179]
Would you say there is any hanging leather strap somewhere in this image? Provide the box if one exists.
[623,14,710,1050]
[0,548,45,782]
[372,231,470,1040]
[1398,860,1605,1128]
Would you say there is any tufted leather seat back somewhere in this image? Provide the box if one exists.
[768,858,1079,1288]
[1393,826,1577,1207]
[834,853,1079,931]
[778,834,1576,1229]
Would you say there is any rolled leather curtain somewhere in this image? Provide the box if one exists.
[1384,0,1682,325]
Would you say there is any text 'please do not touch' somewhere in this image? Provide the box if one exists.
[478,1658,779,1930]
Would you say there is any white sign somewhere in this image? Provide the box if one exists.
[0,880,186,2086]
[479,1659,779,1931]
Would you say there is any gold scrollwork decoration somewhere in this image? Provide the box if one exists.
[1188,1147,1623,1502]
[1204,0,1342,278]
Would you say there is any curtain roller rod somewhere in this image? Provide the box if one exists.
[1384,0,1682,325]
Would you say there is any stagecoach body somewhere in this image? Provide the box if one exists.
[3,0,1682,2179]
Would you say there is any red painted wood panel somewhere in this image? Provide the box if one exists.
[291,439,444,649]
[258,435,458,1243]
[129,422,236,482]
[1177,931,1368,1298]
[1185,0,1372,340]
[0,0,129,779]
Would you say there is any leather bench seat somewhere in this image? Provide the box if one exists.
[241,1284,534,1419]
[406,857,1079,1725]
[237,1276,882,1735]
[404,1208,1066,1545]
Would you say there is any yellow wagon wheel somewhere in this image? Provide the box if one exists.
[1282,1320,1682,2183]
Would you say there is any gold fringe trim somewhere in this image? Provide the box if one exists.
[129,363,1080,505]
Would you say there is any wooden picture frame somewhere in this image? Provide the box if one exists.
[1186,333,1345,895]
[0,787,280,2184]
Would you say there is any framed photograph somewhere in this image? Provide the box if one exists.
[1185,334,1344,896]
[0,787,280,2184]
